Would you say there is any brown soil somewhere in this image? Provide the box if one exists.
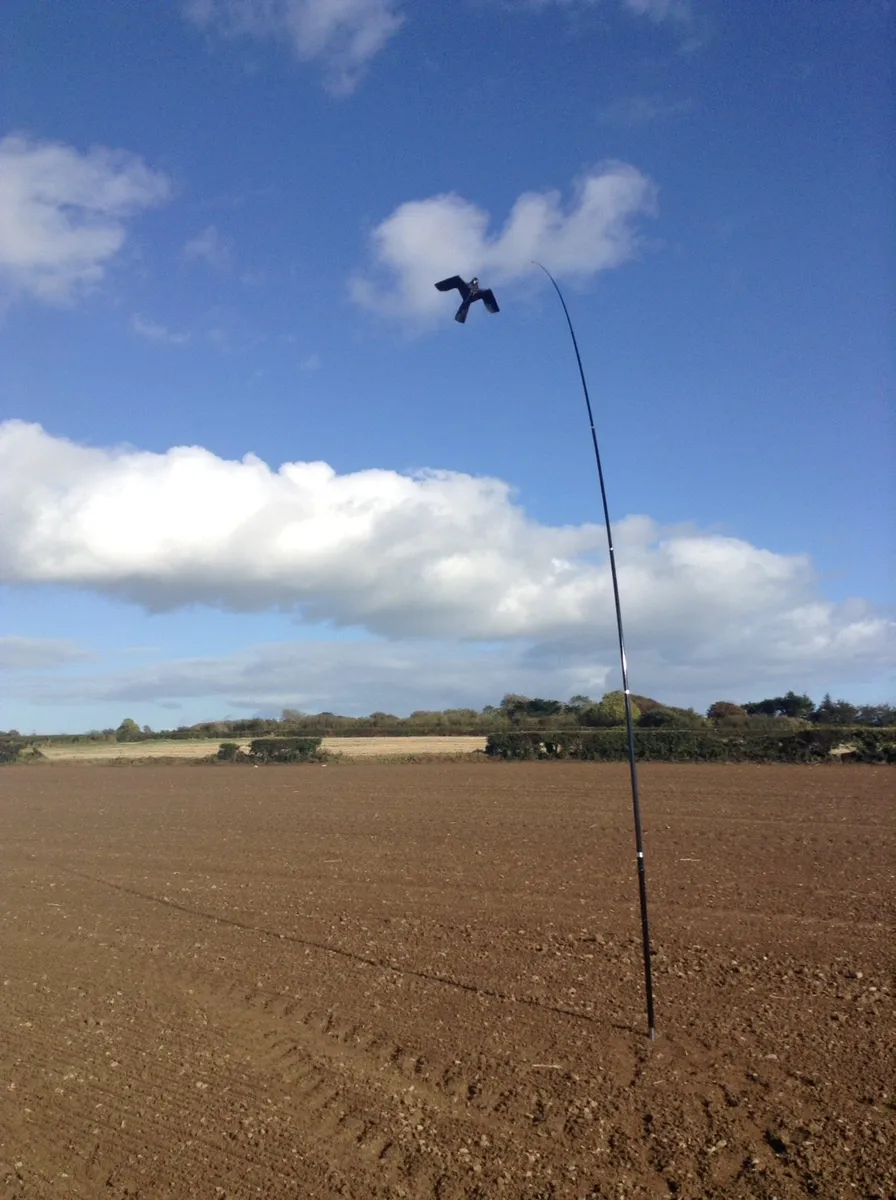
[0,763,892,1199]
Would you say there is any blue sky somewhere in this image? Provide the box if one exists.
[0,0,893,732]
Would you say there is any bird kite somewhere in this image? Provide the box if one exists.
[434,275,500,324]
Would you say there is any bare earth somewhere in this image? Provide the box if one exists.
[37,736,487,761]
[0,763,892,1199]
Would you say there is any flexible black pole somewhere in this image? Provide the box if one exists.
[534,261,656,1040]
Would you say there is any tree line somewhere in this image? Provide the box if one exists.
[3,689,891,745]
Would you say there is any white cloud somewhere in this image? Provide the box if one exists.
[519,0,691,20]
[130,314,191,345]
[0,422,891,701]
[350,163,657,319]
[183,224,231,269]
[0,134,171,305]
[623,0,691,21]
[184,0,403,93]
[0,636,92,671]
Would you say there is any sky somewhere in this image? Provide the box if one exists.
[0,0,893,733]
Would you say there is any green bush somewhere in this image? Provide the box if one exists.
[0,739,45,764]
[248,737,324,763]
[0,738,23,763]
[639,706,689,729]
[216,742,246,762]
[485,726,896,764]
[848,729,896,764]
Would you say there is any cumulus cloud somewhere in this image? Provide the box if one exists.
[0,635,93,671]
[183,224,231,269]
[0,422,892,698]
[0,134,171,305]
[184,0,403,93]
[130,314,191,345]
[350,163,656,319]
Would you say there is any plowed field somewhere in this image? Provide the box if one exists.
[0,763,892,1199]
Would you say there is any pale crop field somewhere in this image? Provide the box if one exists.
[322,735,486,758]
[38,740,228,761]
[36,736,487,761]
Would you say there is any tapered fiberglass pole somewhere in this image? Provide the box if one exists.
[534,261,656,1040]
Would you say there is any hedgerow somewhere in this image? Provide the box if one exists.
[484,727,896,764]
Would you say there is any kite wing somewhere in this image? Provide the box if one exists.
[480,288,499,314]
[435,275,469,297]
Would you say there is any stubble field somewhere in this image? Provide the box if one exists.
[36,736,488,761]
[0,763,892,1199]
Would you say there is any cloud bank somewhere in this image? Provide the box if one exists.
[350,163,657,319]
[0,636,93,671]
[3,639,610,716]
[0,422,891,699]
[0,134,170,305]
[184,0,403,93]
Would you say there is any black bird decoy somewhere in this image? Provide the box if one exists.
[434,275,500,324]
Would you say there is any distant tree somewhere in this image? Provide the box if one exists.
[744,692,814,721]
[639,705,706,729]
[681,707,709,727]
[566,694,593,710]
[854,703,896,727]
[232,718,269,735]
[115,718,141,742]
[500,694,532,726]
[707,701,749,725]
[580,690,641,728]
[638,706,680,728]
[812,693,858,725]
[778,691,815,720]
[746,713,804,732]
[629,694,663,714]
[368,712,399,728]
